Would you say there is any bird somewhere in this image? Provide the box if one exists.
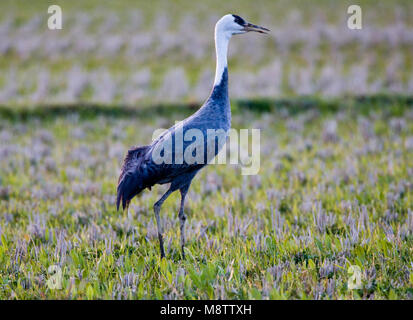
[116,14,269,259]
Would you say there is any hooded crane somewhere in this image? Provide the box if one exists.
[117,14,269,258]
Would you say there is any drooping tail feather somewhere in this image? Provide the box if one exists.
[117,172,145,210]
[116,145,149,211]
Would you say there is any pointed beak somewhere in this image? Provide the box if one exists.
[243,22,270,34]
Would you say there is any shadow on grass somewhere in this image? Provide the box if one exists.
[0,94,412,121]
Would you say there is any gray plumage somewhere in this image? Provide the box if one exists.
[116,14,268,258]
[116,68,229,211]
[116,69,229,258]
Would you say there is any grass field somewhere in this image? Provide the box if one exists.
[0,0,412,300]
[0,97,412,299]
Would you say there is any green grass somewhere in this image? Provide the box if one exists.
[0,96,412,299]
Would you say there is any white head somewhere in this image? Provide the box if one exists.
[213,14,269,85]
[215,14,269,39]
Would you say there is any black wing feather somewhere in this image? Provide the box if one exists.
[116,145,149,211]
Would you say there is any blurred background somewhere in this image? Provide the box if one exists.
[1,0,412,106]
[0,0,412,300]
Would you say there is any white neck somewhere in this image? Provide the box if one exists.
[213,30,230,86]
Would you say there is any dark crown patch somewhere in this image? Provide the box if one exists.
[232,15,246,26]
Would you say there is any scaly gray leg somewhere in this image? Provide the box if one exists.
[178,185,190,259]
[154,188,173,258]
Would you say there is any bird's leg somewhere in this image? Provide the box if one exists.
[178,185,189,259]
[154,188,173,259]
